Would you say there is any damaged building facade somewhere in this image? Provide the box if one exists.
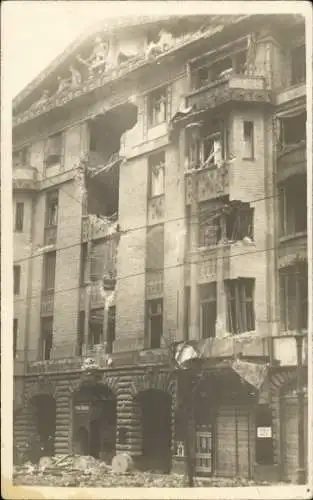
[13,14,308,482]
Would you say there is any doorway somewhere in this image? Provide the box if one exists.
[32,394,56,456]
[138,389,172,473]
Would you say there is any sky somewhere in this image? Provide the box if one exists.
[4,1,309,101]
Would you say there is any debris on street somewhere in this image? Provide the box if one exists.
[13,454,279,487]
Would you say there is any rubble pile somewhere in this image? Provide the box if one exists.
[13,455,276,487]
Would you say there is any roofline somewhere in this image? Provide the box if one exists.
[12,15,207,109]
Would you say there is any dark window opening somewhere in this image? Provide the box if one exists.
[45,133,63,167]
[200,283,217,338]
[89,308,104,346]
[107,306,116,353]
[41,317,53,360]
[13,319,18,359]
[148,151,165,197]
[243,121,254,159]
[146,299,163,348]
[224,203,254,242]
[226,278,255,334]
[279,175,307,236]
[280,112,306,147]
[14,265,21,295]
[15,202,24,232]
[148,87,168,127]
[43,252,56,292]
[255,404,274,465]
[146,224,164,271]
[280,262,308,332]
[77,311,85,356]
[186,119,229,170]
[45,191,59,227]
[291,45,306,85]
[80,243,88,285]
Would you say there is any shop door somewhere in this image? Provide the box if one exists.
[195,425,213,476]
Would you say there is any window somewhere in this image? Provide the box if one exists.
[186,120,229,171]
[200,283,217,338]
[291,44,305,85]
[89,308,103,346]
[226,278,255,334]
[44,133,63,167]
[107,306,116,353]
[14,265,21,295]
[255,405,274,465]
[41,317,53,360]
[280,112,306,147]
[13,319,18,359]
[45,191,59,227]
[15,202,24,232]
[149,151,165,197]
[80,244,88,285]
[146,299,163,348]
[224,203,254,242]
[279,175,307,236]
[77,311,85,356]
[43,252,56,292]
[146,224,164,271]
[148,87,168,127]
[13,147,30,167]
[243,121,254,159]
[280,262,308,331]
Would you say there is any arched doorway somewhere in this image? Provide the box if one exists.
[31,394,56,456]
[73,383,116,462]
[137,389,172,473]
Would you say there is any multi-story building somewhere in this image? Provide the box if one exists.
[13,14,308,483]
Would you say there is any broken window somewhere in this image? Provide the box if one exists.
[279,175,307,236]
[186,119,229,170]
[243,121,254,159]
[199,199,225,247]
[149,151,165,197]
[225,278,255,334]
[146,298,163,348]
[148,86,168,127]
[224,202,254,242]
[279,112,306,147]
[291,44,306,85]
[44,133,63,168]
[279,262,308,331]
[41,316,53,360]
[200,283,217,338]
[146,224,164,271]
[45,190,58,227]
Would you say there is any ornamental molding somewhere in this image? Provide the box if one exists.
[130,370,176,398]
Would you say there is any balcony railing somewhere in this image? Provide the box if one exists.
[186,73,271,113]
[41,290,54,316]
[13,165,38,191]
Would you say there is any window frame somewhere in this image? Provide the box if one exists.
[45,190,59,228]
[42,251,56,293]
[279,176,307,237]
[147,86,168,128]
[146,298,163,349]
[226,278,255,334]
[44,132,63,168]
[14,265,21,295]
[15,202,24,232]
[41,316,53,361]
[148,151,165,198]
[291,44,306,86]
[200,283,217,339]
[279,263,308,332]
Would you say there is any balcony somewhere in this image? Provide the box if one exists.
[277,143,306,183]
[185,163,229,204]
[186,74,272,113]
[13,165,38,191]
[81,215,119,242]
[276,82,306,107]
[41,290,54,316]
